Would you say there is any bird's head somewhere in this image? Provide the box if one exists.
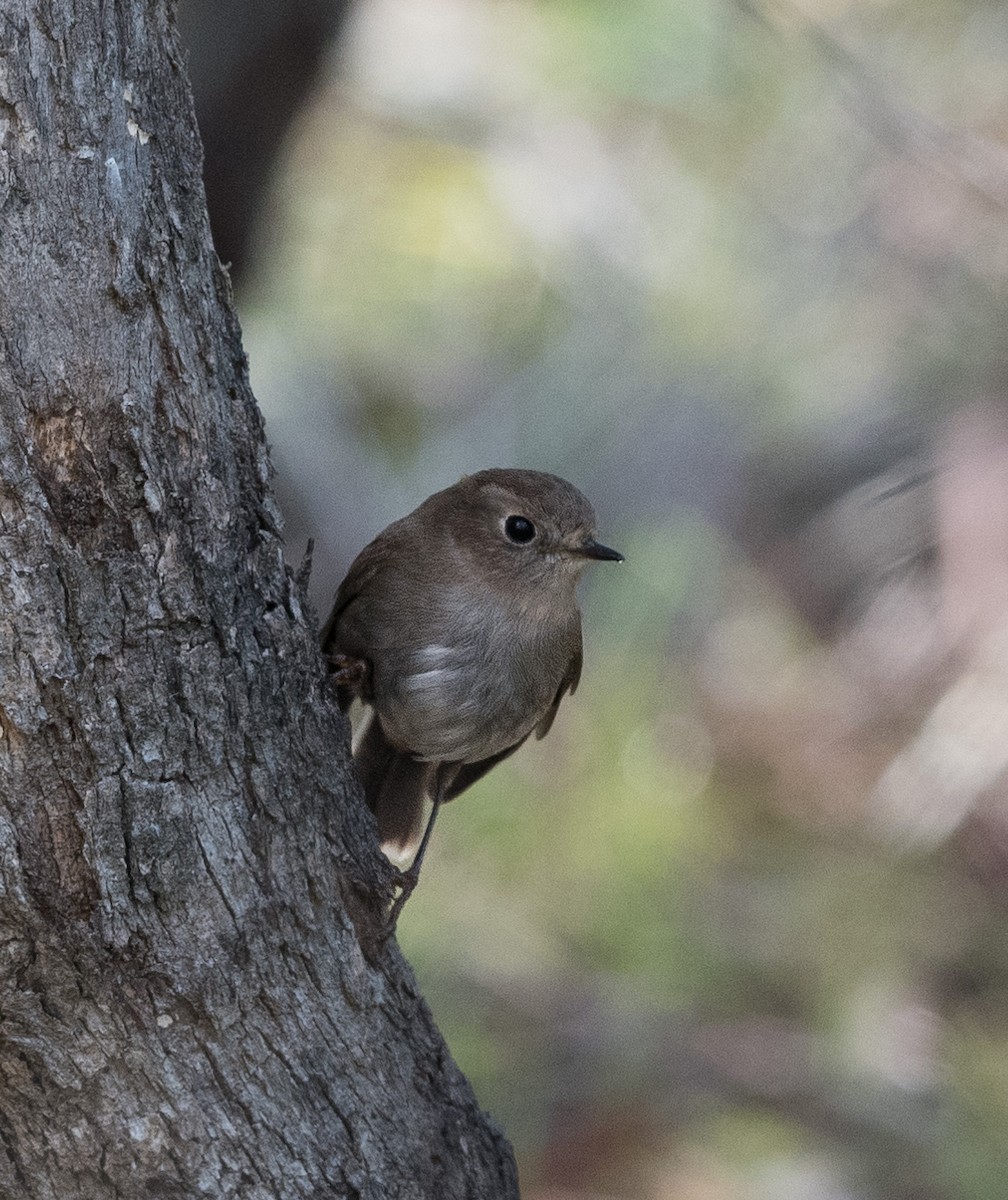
[441,468,623,597]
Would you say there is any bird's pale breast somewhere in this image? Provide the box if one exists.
[374,587,573,763]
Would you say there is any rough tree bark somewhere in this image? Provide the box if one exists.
[0,2,518,1198]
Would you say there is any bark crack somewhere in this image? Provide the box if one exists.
[0,1103,29,1191]
[196,838,241,932]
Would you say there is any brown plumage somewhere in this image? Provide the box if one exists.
[321,468,622,879]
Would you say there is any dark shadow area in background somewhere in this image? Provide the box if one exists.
[179,0,354,282]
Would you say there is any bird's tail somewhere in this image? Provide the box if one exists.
[353,712,436,868]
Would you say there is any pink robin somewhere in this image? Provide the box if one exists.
[321,468,622,920]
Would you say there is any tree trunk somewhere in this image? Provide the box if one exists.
[0,2,518,1197]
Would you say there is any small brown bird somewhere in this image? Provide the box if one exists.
[321,468,622,906]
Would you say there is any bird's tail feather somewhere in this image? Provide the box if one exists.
[353,712,435,868]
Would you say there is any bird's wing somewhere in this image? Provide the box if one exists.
[320,542,392,710]
[533,633,582,741]
[319,533,390,654]
[442,739,529,802]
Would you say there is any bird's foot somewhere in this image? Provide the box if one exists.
[326,652,369,695]
[377,864,421,939]
[375,796,441,940]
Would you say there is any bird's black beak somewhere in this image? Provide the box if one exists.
[579,537,624,563]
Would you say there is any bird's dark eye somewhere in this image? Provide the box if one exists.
[504,515,536,544]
